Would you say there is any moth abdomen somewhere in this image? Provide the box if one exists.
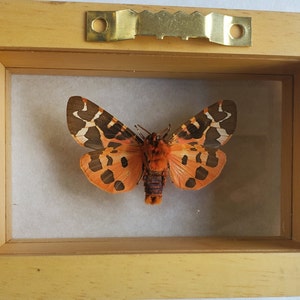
[143,170,166,205]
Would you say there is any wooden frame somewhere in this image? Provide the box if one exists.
[1,1,300,298]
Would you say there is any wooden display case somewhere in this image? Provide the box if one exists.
[1,1,300,299]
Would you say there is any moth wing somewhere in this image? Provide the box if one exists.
[80,144,143,193]
[168,144,226,190]
[169,100,237,148]
[168,100,236,190]
[67,96,142,150]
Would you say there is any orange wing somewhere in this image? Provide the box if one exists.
[67,96,144,193]
[80,145,143,193]
[168,143,226,190]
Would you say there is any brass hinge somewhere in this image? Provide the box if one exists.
[86,9,252,46]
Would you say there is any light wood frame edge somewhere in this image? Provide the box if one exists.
[1,1,300,57]
[0,63,5,247]
[1,253,300,299]
[0,70,295,254]
[281,76,293,238]
[293,72,300,241]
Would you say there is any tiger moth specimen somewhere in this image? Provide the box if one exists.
[67,96,237,205]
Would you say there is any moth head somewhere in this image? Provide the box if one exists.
[146,132,160,147]
[135,124,171,141]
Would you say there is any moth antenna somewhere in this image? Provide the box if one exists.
[135,124,151,139]
[161,124,171,139]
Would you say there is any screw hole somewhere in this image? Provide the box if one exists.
[230,24,245,39]
[92,18,107,33]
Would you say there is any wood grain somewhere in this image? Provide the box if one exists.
[281,77,293,238]
[0,1,300,57]
[293,72,300,242]
[0,63,5,247]
[1,253,300,299]
[1,237,300,255]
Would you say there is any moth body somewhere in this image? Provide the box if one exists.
[142,132,170,204]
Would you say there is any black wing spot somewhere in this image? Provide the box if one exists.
[108,141,122,148]
[185,178,196,188]
[114,180,125,191]
[206,153,218,167]
[88,154,103,172]
[181,155,188,165]
[101,169,114,184]
[106,155,113,166]
[195,166,209,180]
[121,156,128,168]
[196,153,201,163]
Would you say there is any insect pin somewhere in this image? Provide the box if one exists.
[67,96,237,205]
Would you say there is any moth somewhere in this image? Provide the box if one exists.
[67,96,237,205]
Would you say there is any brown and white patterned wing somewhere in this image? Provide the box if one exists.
[168,100,237,190]
[67,96,142,150]
[169,100,237,148]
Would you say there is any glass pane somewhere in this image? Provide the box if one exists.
[10,75,282,238]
